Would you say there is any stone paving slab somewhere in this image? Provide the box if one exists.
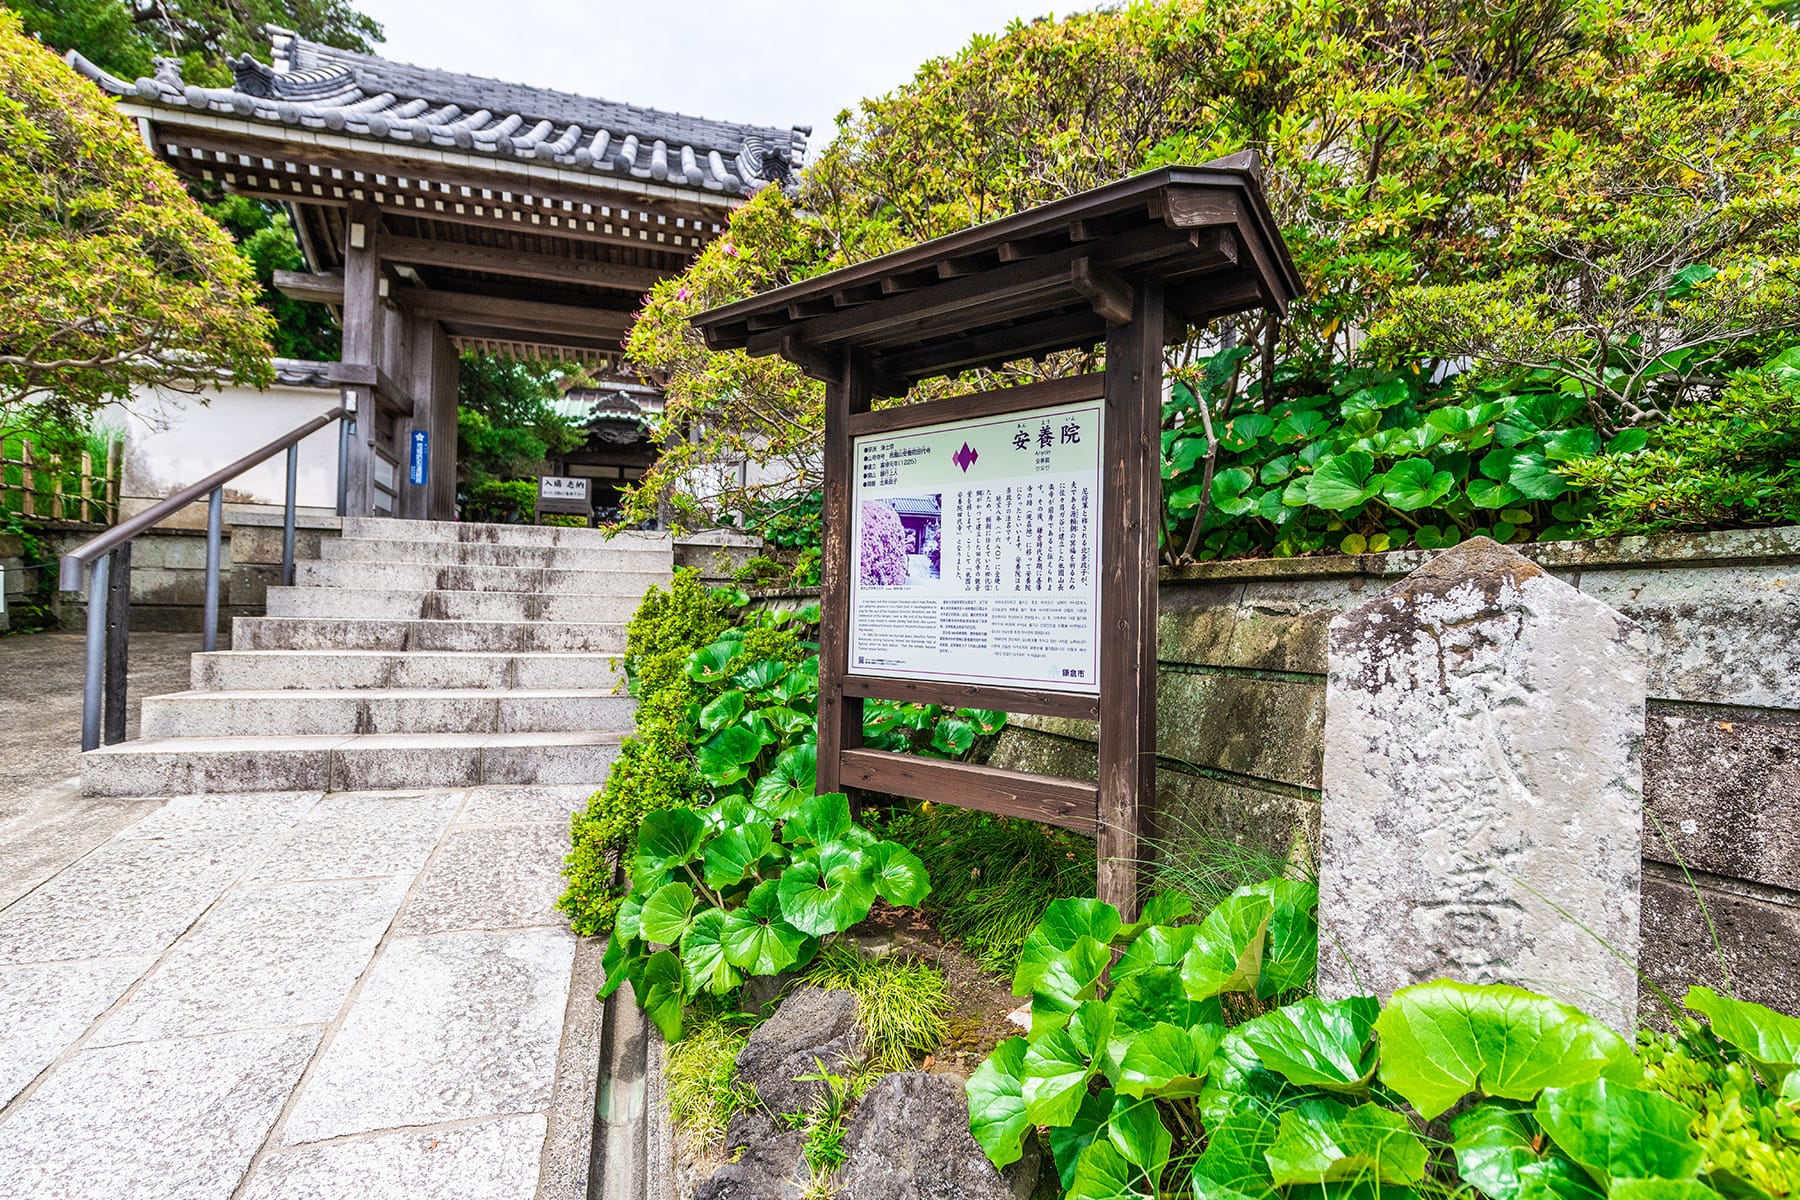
[0,956,156,1106]
[92,876,411,1047]
[0,1026,322,1200]
[0,786,600,1200]
[242,1114,547,1200]
[395,824,568,935]
[281,926,575,1144]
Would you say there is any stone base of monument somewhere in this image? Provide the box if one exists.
[1316,536,1648,1030]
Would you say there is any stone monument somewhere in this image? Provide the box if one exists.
[1316,537,1648,1029]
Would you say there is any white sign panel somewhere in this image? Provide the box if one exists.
[849,399,1103,694]
[538,476,588,501]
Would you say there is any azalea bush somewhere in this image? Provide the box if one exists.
[968,884,1800,1200]
[600,791,930,1041]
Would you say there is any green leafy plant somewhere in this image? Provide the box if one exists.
[969,886,1800,1200]
[799,942,951,1074]
[600,791,930,1042]
[786,1057,854,1195]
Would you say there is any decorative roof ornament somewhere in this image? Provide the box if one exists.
[66,27,808,197]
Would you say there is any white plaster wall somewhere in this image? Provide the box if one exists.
[120,375,344,520]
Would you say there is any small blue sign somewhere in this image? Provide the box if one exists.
[408,430,429,485]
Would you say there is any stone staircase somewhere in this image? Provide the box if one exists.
[81,517,670,797]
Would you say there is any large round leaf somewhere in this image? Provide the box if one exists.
[1116,1019,1224,1098]
[698,689,747,732]
[1452,1103,1604,1200]
[1374,981,1636,1119]
[1246,877,1318,998]
[966,1036,1031,1169]
[866,840,930,906]
[1235,995,1379,1092]
[1266,1096,1429,1186]
[719,879,812,975]
[694,724,764,786]
[638,880,699,945]
[1106,1092,1172,1179]
[1014,898,1123,994]
[1181,891,1273,1000]
[929,717,977,756]
[701,821,774,890]
[679,907,741,996]
[1508,449,1570,500]
[1113,924,1197,982]
[732,658,789,692]
[1535,1079,1703,1186]
[1048,1089,1115,1190]
[631,807,706,891]
[639,949,686,1041]
[1189,1111,1279,1200]
[1023,1000,1113,1125]
[1069,1138,1154,1200]
[751,744,817,818]
[685,639,742,683]
[1307,451,1380,511]
[784,790,852,848]
[1379,458,1457,511]
[1684,986,1800,1076]
[775,853,876,936]
[1212,467,1259,516]
[1025,934,1111,1037]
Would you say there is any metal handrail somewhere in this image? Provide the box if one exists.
[60,404,350,750]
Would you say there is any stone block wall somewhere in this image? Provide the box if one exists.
[0,532,26,632]
[980,526,1800,1020]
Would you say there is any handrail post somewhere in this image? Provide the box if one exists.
[104,543,132,745]
[203,487,222,653]
[337,415,350,517]
[81,555,109,752]
[282,443,299,587]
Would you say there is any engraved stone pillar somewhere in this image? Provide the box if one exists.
[1316,537,1648,1029]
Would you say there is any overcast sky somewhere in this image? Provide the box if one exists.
[353,1,1058,157]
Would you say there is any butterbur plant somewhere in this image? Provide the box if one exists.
[600,791,930,1041]
[968,883,1800,1200]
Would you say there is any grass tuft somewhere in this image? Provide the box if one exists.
[1141,805,1303,911]
[663,1000,758,1145]
[800,942,951,1074]
[884,804,1095,973]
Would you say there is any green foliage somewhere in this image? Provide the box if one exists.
[1564,349,1800,537]
[970,891,1800,1200]
[460,478,539,525]
[203,196,339,361]
[664,999,759,1146]
[622,0,1800,541]
[559,570,738,935]
[599,791,931,1041]
[0,11,273,432]
[801,943,951,1075]
[1164,354,1639,559]
[884,804,1096,973]
[23,0,381,87]
[455,354,586,518]
[785,1057,854,1192]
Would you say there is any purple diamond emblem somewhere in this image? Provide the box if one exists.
[952,442,979,473]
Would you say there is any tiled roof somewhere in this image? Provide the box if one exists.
[68,26,809,196]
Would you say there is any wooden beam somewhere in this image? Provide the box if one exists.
[778,335,842,386]
[816,347,871,807]
[273,269,344,304]
[840,673,1102,721]
[871,310,1100,380]
[844,373,1105,438]
[397,290,634,340]
[1094,277,1166,920]
[838,750,1099,835]
[1072,257,1135,325]
[378,235,663,293]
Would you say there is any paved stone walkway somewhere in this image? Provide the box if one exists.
[0,783,601,1200]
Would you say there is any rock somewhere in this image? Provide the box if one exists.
[733,986,866,1117]
[693,1125,808,1200]
[1316,537,1648,1030]
[835,1071,1038,1200]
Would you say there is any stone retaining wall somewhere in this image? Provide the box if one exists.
[980,526,1800,1019]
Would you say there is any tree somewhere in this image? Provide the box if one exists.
[0,10,273,436]
[206,195,340,361]
[456,354,586,521]
[621,0,1800,535]
[11,0,382,86]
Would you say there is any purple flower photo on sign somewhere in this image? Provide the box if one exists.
[859,497,940,587]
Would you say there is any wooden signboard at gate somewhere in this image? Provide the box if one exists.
[692,158,1301,916]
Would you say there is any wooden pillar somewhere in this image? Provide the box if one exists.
[340,203,384,517]
[816,347,872,808]
[1096,278,1165,920]
[403,316,460,521]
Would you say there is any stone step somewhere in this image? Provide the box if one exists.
[341,517,671,550]
[81,730,625,795]
[190,649,622,692]
[140,688,637,738]
[320,538,669,570]
[292,559,670,596]
[264,586,647,624]
[233,616,627,653]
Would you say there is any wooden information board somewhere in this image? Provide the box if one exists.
[692,162,1302,916]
